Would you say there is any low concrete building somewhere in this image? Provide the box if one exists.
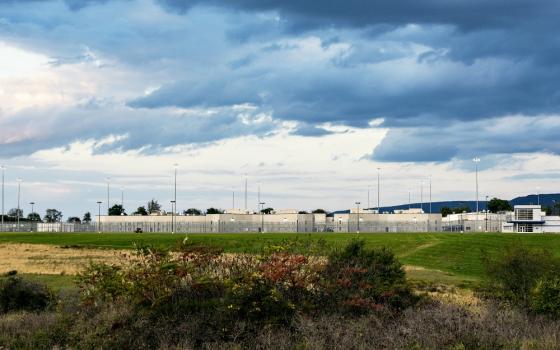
[331,212,442,233]
[442,212,506,232]
[97,210,442,233]
[502,205,560,233]
[98,212,319,233]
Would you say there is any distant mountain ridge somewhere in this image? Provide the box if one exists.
[339,193,560,214]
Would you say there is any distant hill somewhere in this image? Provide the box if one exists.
[350,193,560,214]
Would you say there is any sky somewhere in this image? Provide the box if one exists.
[0,0,559,218]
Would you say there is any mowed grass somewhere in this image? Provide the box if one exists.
[1,232,560,285]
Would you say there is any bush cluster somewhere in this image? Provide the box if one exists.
[0,275,53,314]
[75,239,416,344]
[482,242,560,318]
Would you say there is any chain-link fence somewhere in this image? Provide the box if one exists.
[0,223,98,232]
[1,220,447,233]
[442,218,504,232]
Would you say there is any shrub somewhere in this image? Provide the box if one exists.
[530,276,560,318]
[324,239,417,312]
[0,276,52,313]
[482,242,560,307]
[76,239,418,346]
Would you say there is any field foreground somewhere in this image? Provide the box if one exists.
[1,232,560,287]
[2,232,560,349]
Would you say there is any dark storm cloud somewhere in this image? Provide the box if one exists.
[157,0,558,31]
[0,104,279,157]
[372,116,560,162]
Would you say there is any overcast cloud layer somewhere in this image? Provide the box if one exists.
[2,0,560,161]
[0,0,559,216]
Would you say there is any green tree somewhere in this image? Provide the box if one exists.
[483,243,560,307]
[44,209,62,223]
[440,206,453,217]
[108,204,126,216]
[260,207,274,214]
[298,210,309,214]
[82,212,92,223]
[8,208,23,219]
[452,205,471,214]
[545,202,560,216]
[184,208,202,216]
[147,200,161,214]
[67,216,81,223]
[312,209,327,214]
[27,212,41,222]
[206,208,223,214]
[487,197,513,213]
[133,206,148,216]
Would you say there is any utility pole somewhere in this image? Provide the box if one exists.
[97,201,102,233]
[232,190,235,209]
[30,202,35,221]
[121,186,124,207]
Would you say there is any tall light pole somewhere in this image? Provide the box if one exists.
[259,201,265,233]
[377,168,380,213]
[408,189,411,210]
[355,201,361,233]
[485,195,489,232]
[173,163,178,233]
[96,201,102,233]
[106,177,111,215]
[420,181,424,213]
[473,157,480,213]
[120,186,124,208]
[174,163,178,212]
[536,186,540,206]
[429,175,432,214]
[257,181,261,212]
[1,165,4,229]
[30,202,35,222]
[473,157,480,232]
[244,174,248,212]
[232,190,235,209]
[367,186,370,209]
[171,200,176,234]
[17,178,22,229]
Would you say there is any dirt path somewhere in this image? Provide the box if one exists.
[398,240,440,258]
[0,243,128,275]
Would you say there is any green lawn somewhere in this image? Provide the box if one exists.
[1,232,559,286]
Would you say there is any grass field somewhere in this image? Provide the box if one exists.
[2,232,560,287]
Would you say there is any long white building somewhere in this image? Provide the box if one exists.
[97,209,442,233]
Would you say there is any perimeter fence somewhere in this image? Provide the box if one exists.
[0,220,443,233]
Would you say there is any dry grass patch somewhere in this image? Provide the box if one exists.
[0,243,128,275]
